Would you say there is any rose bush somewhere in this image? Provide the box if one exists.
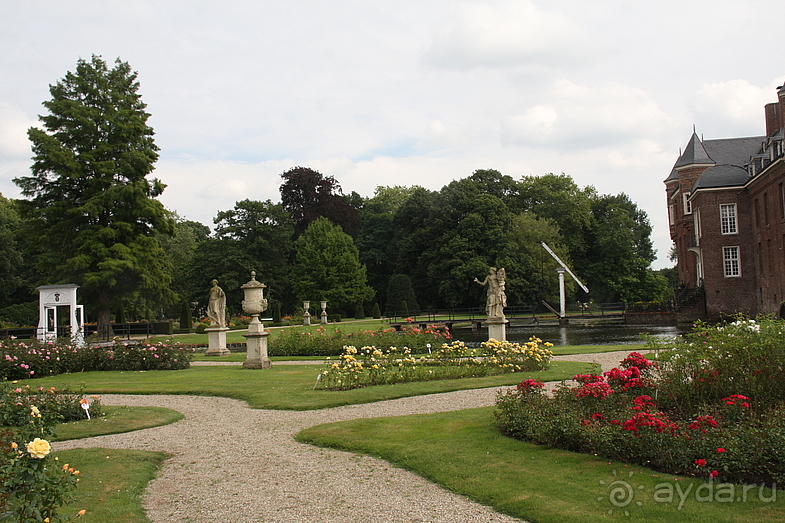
[0,382,103,427]
[496,318,785,485]
[0,397,85,521]
[317,337,553,390]
[0,339,192,380]
[270,324,451,357]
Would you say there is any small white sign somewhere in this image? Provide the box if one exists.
[80,401,91,420]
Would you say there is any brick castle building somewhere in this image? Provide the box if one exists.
[666,84,785,319]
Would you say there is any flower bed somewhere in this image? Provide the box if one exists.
[1,339,192,380]
[495,317,785,485]
[317,337,553,390]
[270,324,452,357]
[1,382,104,427]
[0,383,98,521]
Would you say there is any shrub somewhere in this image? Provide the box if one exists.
[316,337,553,390]
[0,339,192,380]
[652,317,785,415]
[496,319,785,485]
[272,302,282,324]
[0,382,104,428]
[179,301,193,332]
[354,302,365,320]
[269,325,452,357]
[0,301,38,327]
[0,383,94,521]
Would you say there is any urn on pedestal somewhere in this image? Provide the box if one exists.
[241,271,272,369]
[320,300,328,324]
[303,301,311,326]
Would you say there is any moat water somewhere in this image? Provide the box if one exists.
[454,323,691,346]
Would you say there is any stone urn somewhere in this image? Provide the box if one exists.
[240,271,271,369]
[303,300,311,326]
[241,272,267,316]
[320,300,328,324]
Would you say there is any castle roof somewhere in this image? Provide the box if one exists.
[665,133,764,184]
[703,136,765,166]
[675,132,713,168]
[692,164,751,190]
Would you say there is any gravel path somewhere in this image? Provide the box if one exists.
[55,351,631,523]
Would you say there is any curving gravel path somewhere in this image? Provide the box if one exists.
[55,351,631,523]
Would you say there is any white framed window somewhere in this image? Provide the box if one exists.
[723,246,741,277]
[683,192,692,214]
[693,208,702,245]
[720,203,737,234]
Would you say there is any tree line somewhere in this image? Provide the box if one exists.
[0,56,673,331]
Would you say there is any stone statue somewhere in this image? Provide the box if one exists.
[474,267,507,319]
[207,279,226,327]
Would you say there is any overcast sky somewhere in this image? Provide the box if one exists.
[1,1,783,269]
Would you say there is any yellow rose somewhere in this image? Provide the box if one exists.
[26,438,51,459]
[30,405,41,418]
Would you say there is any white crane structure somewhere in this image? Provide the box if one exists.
[541,242,588,321]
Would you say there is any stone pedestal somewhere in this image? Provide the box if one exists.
[303,301,311,326]
[243,318,271,369]
[485,318,508,342]
[320,300,328,324]
[204,326,230,356]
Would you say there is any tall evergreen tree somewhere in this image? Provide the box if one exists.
[290,217,374,314]
[14,56,173,336]
[385,274,419,316]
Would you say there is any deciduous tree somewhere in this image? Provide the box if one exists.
[279,167,358,237]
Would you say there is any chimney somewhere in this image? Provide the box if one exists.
[766,84,785,137]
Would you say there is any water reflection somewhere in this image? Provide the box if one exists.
[454,324,691,346]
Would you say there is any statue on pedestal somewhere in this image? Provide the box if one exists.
[474,267,507,320]
[207,279,226,328]
[205,279,230,356]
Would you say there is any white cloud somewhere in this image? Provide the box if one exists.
[425,0,591,70]
[502,81,676,148]
[690,79,782,137]
[154,159,291,226]
[2,0,785,271]
[501,105,558,144]
[0,104,35,160]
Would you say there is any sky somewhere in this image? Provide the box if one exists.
[1,0,783,270]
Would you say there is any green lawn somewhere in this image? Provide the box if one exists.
[12,344,654,522]
[549,343,646,355]
[55,448,167,523]
[148,318,393,345]
[7,407,179,523]
[297,407,785,523]
[24,361,595,410]
[54,405,183,441]
[189,343,646,362]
